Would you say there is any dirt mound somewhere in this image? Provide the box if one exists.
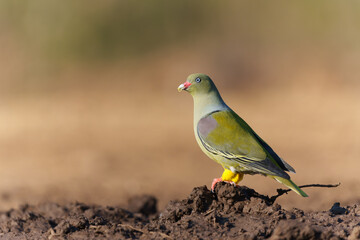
[0,183,358,239]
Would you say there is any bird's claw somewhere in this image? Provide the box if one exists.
[211,178,222,192]
[211,178,237,192]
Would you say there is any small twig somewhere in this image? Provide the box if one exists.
[117,223,144,233]
[47,228,60,240]
[269,183,341,203]
[142,230,173,240]
[204,208,215,216]
[117,223,173,240]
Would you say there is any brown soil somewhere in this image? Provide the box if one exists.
[1,183,358,240]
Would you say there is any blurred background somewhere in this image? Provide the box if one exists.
[0,1,359,211]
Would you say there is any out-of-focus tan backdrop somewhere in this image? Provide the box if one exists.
[0,1,359,211]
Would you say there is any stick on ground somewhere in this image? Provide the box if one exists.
[269,183,341,203]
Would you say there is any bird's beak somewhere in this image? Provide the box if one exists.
[177,81,192,92]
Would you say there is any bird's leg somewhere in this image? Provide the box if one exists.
[222,168,244,186]
[211,169,244,191]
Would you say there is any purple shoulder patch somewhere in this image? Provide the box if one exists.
[198,115,218,137]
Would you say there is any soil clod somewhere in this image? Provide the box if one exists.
[330,202,348,215]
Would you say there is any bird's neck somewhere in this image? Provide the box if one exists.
[193,90,228,124]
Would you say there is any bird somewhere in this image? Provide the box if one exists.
[178,73,308,197]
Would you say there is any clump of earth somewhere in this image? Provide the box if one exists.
[0,182,359,239]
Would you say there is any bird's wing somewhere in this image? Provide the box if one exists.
[252,132,295,173]
[197,110,290,179]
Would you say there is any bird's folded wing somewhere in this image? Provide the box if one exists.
[197,110,290,179]
[252,131,295,173]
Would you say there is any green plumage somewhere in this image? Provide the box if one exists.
[178,73,308,197]
[197,110,291,179]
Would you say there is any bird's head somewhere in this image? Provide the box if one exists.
[178,73,216,96]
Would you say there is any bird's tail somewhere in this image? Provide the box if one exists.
[271,176,308,197]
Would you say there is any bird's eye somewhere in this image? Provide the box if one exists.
[195,77,201,83]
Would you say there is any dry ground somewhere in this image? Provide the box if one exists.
[0,183,359,239]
